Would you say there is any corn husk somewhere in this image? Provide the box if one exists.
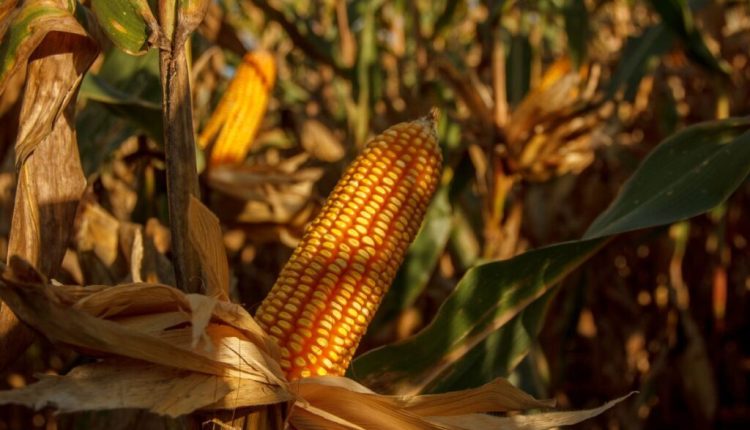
[0,198,631,428]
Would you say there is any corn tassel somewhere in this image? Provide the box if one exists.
[256,110,443,381]
[199,51,276,166]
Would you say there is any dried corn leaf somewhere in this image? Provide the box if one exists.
[1,2,97,371]
[0,1,18,41]
[393,378,555,415]
[292,382,440,430]
[74,282,189,318]
[293,376,555,426]
[1,1,80,94]
[116,311,188,334]
[186,294,218,348]
[12,29,96,166]
[141,218,175,285]
[76,201,123,282]
[427,392,635,429]
[289,375,621,430]
[1,182,624,430]
[188,196,229,300]
[301,119,345,162]
[0,275,230,375]
[505,58,606,182]
[0,265,626,427]
[0,272,291,413]
[207,155,323,224]
[9,31,96,272]
[62,281,279,361]
[0,360,233,416]
[506,58,579,145]
[127,225,145,283]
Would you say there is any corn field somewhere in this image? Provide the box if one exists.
[1,0,750,429]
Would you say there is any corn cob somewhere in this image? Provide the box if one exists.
[256,110,442,381]
[199,50,276,166]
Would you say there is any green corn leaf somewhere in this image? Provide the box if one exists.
[352,117,750,394]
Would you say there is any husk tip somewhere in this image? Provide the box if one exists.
[426,107,440,127]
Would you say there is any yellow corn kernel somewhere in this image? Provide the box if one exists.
[199,50,276,166]
[256,109,442,381]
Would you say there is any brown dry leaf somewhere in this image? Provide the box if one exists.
[427,392,636,429]
[289,406,366,430]
[290,376,556,429]
[142,218,175,285]
[506,58,579,145]
[188,196,229,300]
[0,188,625,429]
[0,274,232,376]
[62,280,275,359]
[186,294,218,348]
[301,119,346,162]
[0,2,18,38]
[8,28,97,273]
[12,28,97,165]
[0,266,628,427]
[0,270,291,414]
[393,378,555,415]
[75,201,123,283]
[130,226,144,282]
[73,201,174,285]
[435,56,493,127]
[293,381,441,430]
[0,70,23,161]
[207,153,323,224]
[505,58,607,182]
[1,1,78,95]
[0,360,233,416]
[1,3,97,371]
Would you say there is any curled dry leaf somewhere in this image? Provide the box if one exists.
[8,22,97,275]
[506,58,609,182]
[0,270,291,412]
[74,200,173,286]
[0,262,626,428]
[0,1,18,38]
[427,392,637,430]
[0,360,235,417]
[75,201,122,283]
[1,0,98,372]
[1,181,629,427]
[188,196,229,300]
[207,152,324,224]
[300,119,346,162]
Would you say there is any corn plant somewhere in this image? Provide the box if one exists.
[1,1,749,429]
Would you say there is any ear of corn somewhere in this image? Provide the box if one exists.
[256,110,442,381]
[199,50,276,166]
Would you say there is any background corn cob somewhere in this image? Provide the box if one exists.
[256,110,443,381]
[198,50,276,166]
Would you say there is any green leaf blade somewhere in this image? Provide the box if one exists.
[350,239,605,395]
[353,115,750,395]
[585,118,750,239]
[90,0,149,55]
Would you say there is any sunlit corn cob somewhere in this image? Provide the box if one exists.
[198,50,276,166]
[256,110,442,381]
